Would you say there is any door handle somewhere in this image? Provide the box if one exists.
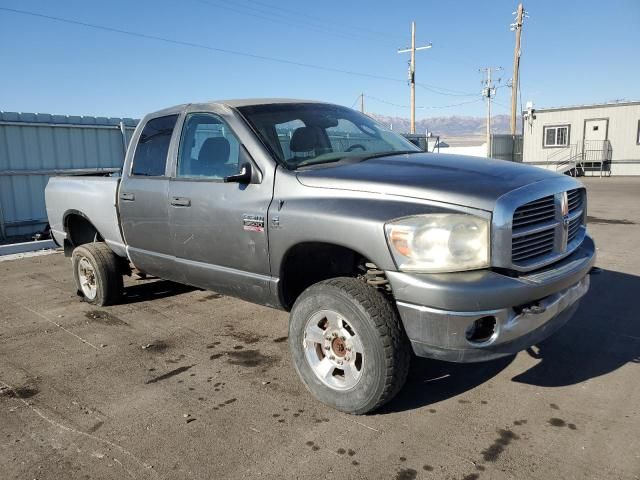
[170,197,191,207]
[120,192,135,201]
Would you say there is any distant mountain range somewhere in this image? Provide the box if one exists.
[368,113,521,137]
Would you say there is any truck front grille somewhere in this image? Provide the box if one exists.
[510,188,585,268]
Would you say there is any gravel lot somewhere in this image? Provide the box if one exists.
[1,177,639,480]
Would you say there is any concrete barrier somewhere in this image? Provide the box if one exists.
[0,239,57,256]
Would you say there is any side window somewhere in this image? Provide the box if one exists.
[131,115,178,176]
[177,113,241,179]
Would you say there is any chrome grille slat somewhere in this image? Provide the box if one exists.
[512,230,555,248]
[512,243,555,261]
[512,220,558,238]
[512,211,556,228]
[514,202,556,215]
[510,188,586,267]
[512,236,554,254]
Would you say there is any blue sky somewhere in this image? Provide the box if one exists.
[0,0,638,119]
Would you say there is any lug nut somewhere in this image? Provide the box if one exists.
[340,336,346,341]
[337,360,343,365]
[329,355,335,360]
[324,346,330,351]
[332,332,338,337]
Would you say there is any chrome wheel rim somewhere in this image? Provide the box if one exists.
[303,310,364,391]
[77,257,97,300]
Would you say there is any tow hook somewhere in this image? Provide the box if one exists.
[521,303,546,315]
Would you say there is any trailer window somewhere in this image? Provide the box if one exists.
[131,115,178,176]
[543,125,569,148]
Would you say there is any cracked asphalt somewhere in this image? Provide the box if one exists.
[1,177,639,480]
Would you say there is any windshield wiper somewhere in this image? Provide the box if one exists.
[294,150,421,169]
[354,150,422,162]
[294,157,344,168]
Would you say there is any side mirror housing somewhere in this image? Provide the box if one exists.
[224,162,252,184]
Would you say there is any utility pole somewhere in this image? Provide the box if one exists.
[480,66,502,157]
[360,93,365,113]
[510,3,527,135]
[397,22,431,134]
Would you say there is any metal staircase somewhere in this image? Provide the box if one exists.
[545,140,612,177]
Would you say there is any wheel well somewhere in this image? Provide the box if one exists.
[65,213,103,247]
[279,242,369,310]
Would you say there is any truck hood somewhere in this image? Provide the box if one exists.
[296,153,560,211]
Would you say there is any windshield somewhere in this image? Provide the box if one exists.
[236,103,421,169]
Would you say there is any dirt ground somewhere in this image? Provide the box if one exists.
[1,177,639,480]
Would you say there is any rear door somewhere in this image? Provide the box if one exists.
[119,113,183,281]
[168,108,273,303]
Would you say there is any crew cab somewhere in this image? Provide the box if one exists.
[45,99,595,414]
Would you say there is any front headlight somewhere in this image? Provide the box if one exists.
[384,214,489,273]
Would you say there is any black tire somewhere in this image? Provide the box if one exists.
[71,243,123,306]
[289,277,411,414]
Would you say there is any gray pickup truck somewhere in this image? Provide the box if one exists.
[45,99,595,414]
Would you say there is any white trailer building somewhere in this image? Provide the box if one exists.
[522,100,640,176]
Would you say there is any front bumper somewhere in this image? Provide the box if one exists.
[389,235,596,363]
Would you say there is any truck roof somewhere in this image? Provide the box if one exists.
[145,98,329,118]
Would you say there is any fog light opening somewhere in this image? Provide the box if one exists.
[466,316,497,344]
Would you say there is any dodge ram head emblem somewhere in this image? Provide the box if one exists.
[561,191,570,227]
[558,191,570,251]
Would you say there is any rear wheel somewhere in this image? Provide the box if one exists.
[289,277,410,414]
[71,243,123,306]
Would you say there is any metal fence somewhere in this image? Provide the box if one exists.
[0,112,139,240]
[490,134,523,162]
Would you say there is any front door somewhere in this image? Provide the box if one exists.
[583,118,608,163]
[168,111,273,303]
[119,114,182,281]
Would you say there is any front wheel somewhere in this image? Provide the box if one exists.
[289,277,410,414]
[71,243,123,306]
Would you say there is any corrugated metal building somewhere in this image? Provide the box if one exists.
[0,112,138,240]
[522,100,640,176]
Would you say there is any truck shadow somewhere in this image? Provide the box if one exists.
[379,354,514,414]
[380,268,640,414]
[120,280,196,304]
[512,268,640,386]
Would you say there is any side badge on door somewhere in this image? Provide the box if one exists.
[243,214,265,232]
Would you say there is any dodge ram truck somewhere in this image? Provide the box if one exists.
[45,99,595,414]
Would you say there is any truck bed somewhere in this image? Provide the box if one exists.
[45,176,126,257]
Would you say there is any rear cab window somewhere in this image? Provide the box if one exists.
[131,115,179,176]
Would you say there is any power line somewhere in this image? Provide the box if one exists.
[236,0,395,41]
[364,94,483,110]
[0,7,404,83]
[426,98,484,109]
[416,82,478,97]
[194,0,371,42]
[0,6,484,99]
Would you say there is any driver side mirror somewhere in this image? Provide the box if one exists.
[224,162,252,184]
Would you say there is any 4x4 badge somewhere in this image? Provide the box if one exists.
[242,214,265,232]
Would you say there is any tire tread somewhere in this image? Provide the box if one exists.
[297,277,410,413]
[72,243,123,306]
